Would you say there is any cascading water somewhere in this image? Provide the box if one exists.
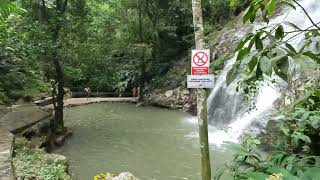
[203,0,320,147]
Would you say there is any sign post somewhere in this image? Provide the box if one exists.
[188,49,214,89]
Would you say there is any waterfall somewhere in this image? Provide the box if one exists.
[205,0,320,147]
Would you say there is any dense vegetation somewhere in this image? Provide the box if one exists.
[0,0,250,143]
[0,0,250,104]
[218,0,320,179]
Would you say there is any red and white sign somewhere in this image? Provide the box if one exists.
[191,49,210,75]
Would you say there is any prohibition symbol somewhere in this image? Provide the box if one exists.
[193,51,208,67]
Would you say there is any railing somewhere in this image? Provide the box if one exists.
[71,92,134,98]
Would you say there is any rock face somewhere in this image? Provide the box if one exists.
[0,103,51,134]
[146,87,197,114]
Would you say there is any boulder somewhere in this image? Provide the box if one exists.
[54,128,73,147]
[112,172,139,180]
[164,90,174,98]
[0,104,51,133]
[43,153,68,167]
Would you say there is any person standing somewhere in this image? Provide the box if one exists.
[84,87,91,99]
[132,87,138,97]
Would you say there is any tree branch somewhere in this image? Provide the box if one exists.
[292,0,320,30]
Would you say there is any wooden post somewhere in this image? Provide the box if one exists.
[192,0,212,180]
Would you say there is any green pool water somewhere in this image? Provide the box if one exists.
[59,103,232,180]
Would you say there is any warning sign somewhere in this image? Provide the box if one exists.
[187,75,214,89]
[191,49,210,75]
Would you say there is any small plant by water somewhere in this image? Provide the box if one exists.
[13,138,70,180]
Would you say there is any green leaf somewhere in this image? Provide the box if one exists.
[285,43,296,53]
[314,89,320,97]
[253,139,261,145]
[275,25,284,40]
[244,172,268,180]
[248,56,258,73]
[237,47,250,61]
[267,166,300,179]
[303,51,320,63]
[236,34,254,51]
[255,33,263,50]
[271,55,289,81]
[281,127,290,135]
[267,0,276,14]
[222,141,251,156]
[300,168,320,178]
[226,61,241,85]
[230,0,238,9]
[250,9,257,23]
[243,5,255,23]
[259,56,272,76]
[300,135,311,143]
[301,111,310,120]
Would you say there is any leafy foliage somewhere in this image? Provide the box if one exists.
[227,0,320,86]
[13,138,70,180]
[222,141,320,180]
[219,1,320,179]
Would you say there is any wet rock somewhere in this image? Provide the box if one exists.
[164,90,174,98]
[145,87,197,114]
[54,128,73,147]
[112,172,139,180]
[43,153,68,167]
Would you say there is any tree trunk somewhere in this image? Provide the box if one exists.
[33,0,66,134]
[192,0,212,180]
[53,56,65,133]
[49,0,68,134]
[138,0,145,102]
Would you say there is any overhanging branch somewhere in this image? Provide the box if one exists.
[292,0,320,30]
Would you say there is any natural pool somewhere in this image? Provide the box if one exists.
[60,103,232,180]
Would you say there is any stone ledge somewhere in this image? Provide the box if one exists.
[0,104,51,134]
[0,129,14,180]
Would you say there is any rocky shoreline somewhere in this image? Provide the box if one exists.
[0,104,72,180]
[144,87,197,115]
[1,98,161,180]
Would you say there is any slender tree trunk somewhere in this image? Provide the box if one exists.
[53,55,65,133]
[138,0,145,102]
[192,0,211,180]
[49,0,68,134]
